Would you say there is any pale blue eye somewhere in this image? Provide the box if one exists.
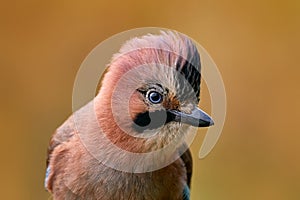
[148,91,163,104]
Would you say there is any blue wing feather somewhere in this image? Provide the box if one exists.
[183,184,190,200]
[44,166,50,190]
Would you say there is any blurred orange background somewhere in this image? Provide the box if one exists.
[1,1,299,199]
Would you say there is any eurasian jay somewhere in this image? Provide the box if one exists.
[45,31,214,200]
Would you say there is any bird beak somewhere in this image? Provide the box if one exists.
[168,107,214,127]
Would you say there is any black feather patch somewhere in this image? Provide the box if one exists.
[132,110,176,132]
[176,57,201,101]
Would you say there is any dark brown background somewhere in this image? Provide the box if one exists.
[1,1,299,199]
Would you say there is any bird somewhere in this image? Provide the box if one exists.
[45,31,214,200]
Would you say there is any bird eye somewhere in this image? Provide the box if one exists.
[148,91,163,104]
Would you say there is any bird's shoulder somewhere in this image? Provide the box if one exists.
[46,115,76,166]
[45,113,79,193]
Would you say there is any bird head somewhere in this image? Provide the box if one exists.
[94,31,213,152]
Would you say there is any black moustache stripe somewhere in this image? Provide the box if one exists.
[132,110,176,133]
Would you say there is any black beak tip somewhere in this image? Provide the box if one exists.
[199,113,214,127]
[199,118,214,127]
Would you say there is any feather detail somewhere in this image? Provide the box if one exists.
[183,184,190,200]
[44,166,50,190]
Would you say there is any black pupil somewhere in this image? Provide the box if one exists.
[149,92,162,103]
